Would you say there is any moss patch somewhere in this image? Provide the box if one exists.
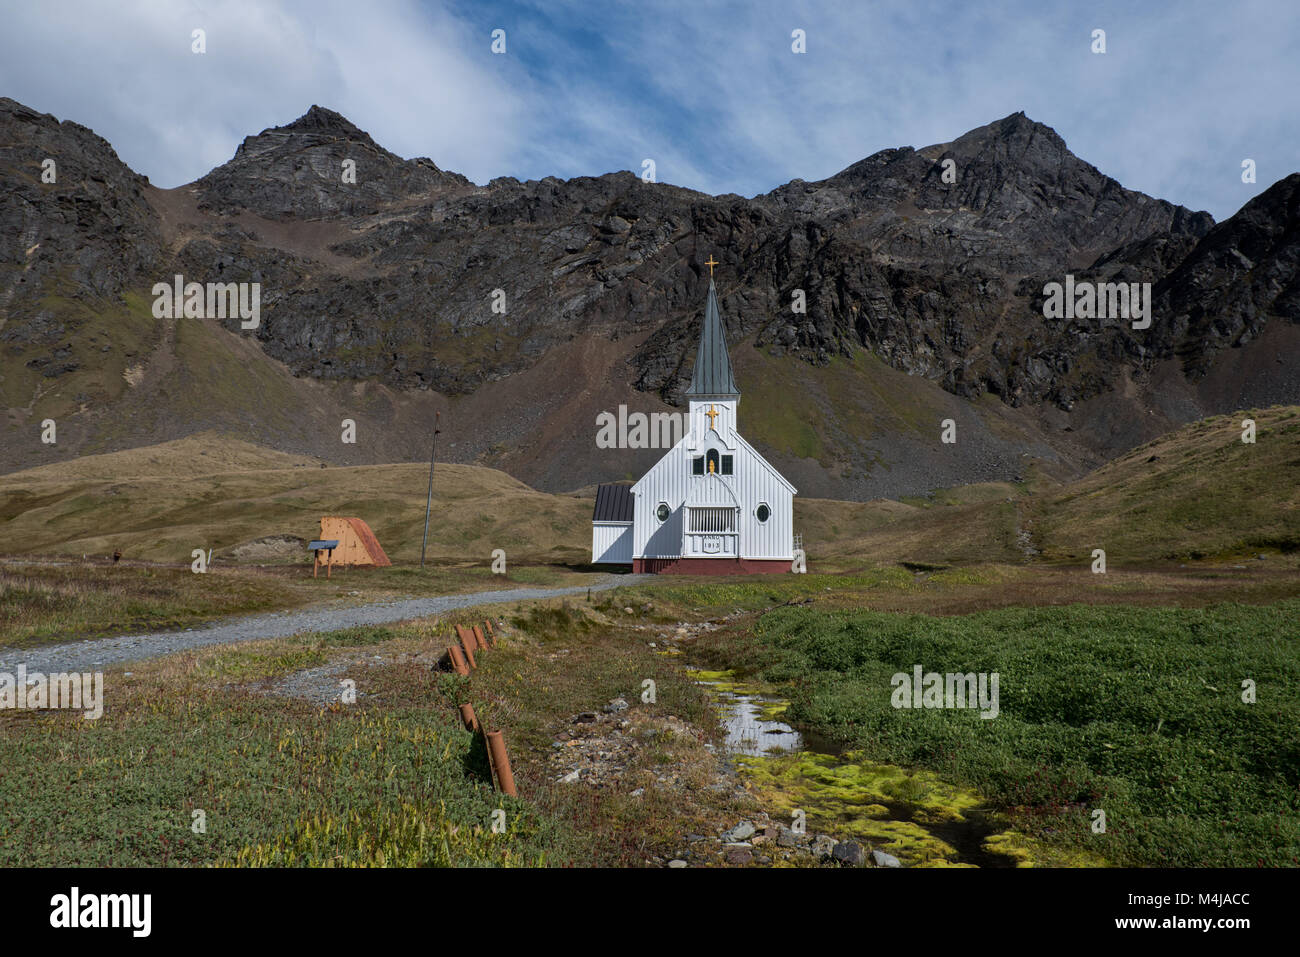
[982,829,1109,868]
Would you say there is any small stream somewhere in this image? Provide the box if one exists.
[690,668,1020,868]
[711,685,803,756]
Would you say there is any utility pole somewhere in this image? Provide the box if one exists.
[420,410,441,569]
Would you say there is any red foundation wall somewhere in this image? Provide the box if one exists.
[632,557,794,575]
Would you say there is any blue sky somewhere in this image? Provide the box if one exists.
[3,0,1297,220]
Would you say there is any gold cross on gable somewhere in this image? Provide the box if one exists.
[704,255,719,276]
[705,405,719,429]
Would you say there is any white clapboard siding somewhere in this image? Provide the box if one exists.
[730,432,796,560]
[630,399,796,561]
[592,522,633,564]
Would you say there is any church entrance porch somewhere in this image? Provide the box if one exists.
[683,505,738,558]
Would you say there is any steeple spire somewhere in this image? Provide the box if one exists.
[685,277,740,398]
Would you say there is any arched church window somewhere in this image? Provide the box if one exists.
[706,449,719,474]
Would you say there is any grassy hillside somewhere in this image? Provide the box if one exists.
[0,432,591,564]
[806,406,1300,568]
[0,431,897,567]
[1030,406,1300,563]
[2,407,1297,569]
[734,345,1068,499]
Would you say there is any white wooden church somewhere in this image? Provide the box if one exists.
[592,270,797,574]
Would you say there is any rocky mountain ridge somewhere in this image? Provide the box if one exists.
[2,96,1296,499]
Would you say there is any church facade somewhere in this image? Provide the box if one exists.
[591,274,797,574]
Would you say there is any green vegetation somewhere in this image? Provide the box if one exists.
[901,481,1021,508]
[0,594,739,867]
[739,751,982,867]
[738,348,952,469]
[509,601,596,643]
[232,801,544,867]
[0,625,580,867]
[711,599,1300,867]
[641,567,914,610]
[739,349,830,462]
[168,315,318,442]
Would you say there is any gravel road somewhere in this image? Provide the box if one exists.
[0,575,649,674]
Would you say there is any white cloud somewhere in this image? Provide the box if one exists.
[1,0,1296,219]
[0,0,530,187]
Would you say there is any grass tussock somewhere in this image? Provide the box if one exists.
[230,801,545,867]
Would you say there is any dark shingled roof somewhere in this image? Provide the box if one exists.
[593,484,634,522]
[684,278,740,398]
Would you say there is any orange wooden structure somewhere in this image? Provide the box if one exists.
[318,517,391,568]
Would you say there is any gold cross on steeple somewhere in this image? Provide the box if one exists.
[704,255,719,277]
[705,405,719,429]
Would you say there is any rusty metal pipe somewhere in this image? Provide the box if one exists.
[486,730,517,796]
[457,623,478,651]
[459,703,479,732]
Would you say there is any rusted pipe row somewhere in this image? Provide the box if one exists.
[446,619,496,674]
[443,620,517,796]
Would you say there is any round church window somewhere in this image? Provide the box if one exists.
[756,503,770,523]
[656,503,670,522]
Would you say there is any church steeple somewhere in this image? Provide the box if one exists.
[685,277,740,399]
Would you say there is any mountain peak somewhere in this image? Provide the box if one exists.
[191,102,468,220]
[279,105,366,137]
[953,110,1067,152]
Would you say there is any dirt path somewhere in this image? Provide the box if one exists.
[0,575,649,674]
